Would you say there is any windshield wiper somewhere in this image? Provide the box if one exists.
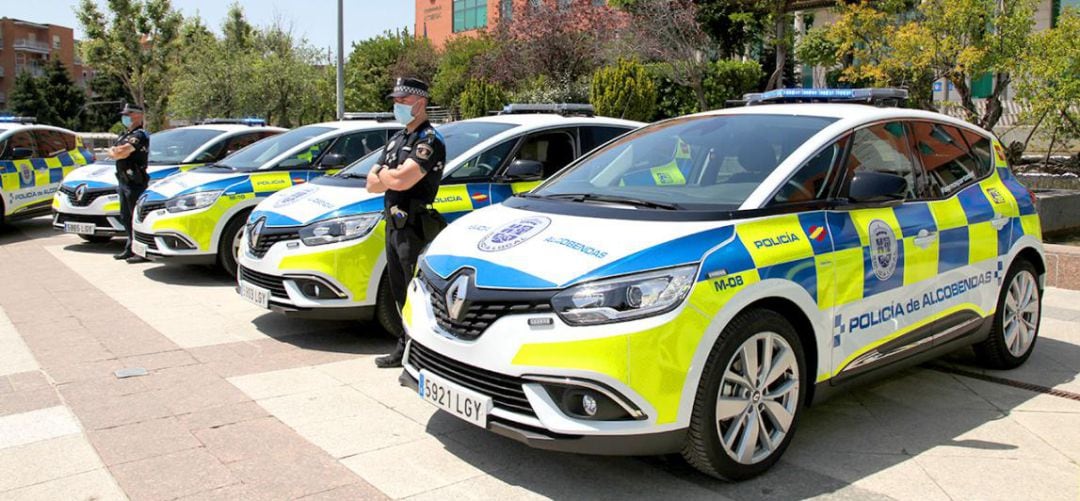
[338,172,368,179]
[197,164,235,170]
[542,193,682,210]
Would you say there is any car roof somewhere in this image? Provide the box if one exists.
[305,120,405,131]
[697,103,993,136]
[171,124,287,134]
[463,113,643,129]
[0,123,78,135]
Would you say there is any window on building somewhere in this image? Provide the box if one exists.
[52,35,60,49]
[453,0,488,33]
[558,0,572,10]
[500,0,513,21]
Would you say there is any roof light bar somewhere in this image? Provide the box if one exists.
[499,103,595,117]
[197,118,268,126]
[0,116,37,124]
[743,88,909,107]
[342,112,396,121]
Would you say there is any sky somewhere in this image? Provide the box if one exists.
[2,0,416,56]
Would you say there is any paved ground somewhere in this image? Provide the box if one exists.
[1,216,1079,501]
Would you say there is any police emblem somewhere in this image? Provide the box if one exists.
[478,216,551,252]
[272,185,316,209]
[18,163,34,185]
[987,187,1006,204]
[868,219,897,281]
[416,143,433,160]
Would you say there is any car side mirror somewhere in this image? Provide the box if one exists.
[319,152,348,169]
[848,171,908,203]
[11,147,34,160]
[502,159,544,181]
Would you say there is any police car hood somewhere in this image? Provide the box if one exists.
[422,204,733,289]
[61,162,182,190]
[143,169,250,201]
[250,181,384,227]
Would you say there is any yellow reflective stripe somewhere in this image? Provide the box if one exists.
[513,335,630,383]
[44,157,62,169]
[847,207,901,247]
[1020,214,1041,240]
[968,221,998,264]
[825,302,991,380]
[688,269,761,314]
[902,233,939,286]
[52,194,60,209]
[929,197,967,231]
[992,140,1008,168]
[736,214,813,268]
[649,162,686,186]
[0,173,15,192]
[152,193,253,251]
[68,148,86,165]
[250,172,293,192]
[827,247,863,308]
[278,221,386,302]
[432,185,474,213]
[102,201,120,212]
[511,180,542,194]
[627,308,711,423]
[980,175,1020,218]
[34,168,49,187]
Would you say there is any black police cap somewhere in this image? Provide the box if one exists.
[387,77,430,99]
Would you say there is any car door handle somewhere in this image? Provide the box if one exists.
[991,215,1009,230]
[913,229,937,249]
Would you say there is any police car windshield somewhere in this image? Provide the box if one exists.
[218,126,334,171]
[148,128,226,165]
[533,114,837,210]
[336,121,515,178]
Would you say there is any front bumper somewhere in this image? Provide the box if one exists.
[131,200,225,263]
[51,189,125,236]
[400,276,691,455]
[235,224,386,318]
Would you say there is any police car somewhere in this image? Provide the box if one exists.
[1,116,94,226]
[398,89,1045,480]
[131,116,401,276]
[52,119,285,242]
[235,106,641,335]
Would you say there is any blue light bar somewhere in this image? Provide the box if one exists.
[0,116,36,124]
[500,103,595,117]
[743,88,908,106]
[198,117,268,126]
[342,112,395,121]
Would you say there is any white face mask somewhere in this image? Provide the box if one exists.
[121,116,133,128]
[393,102,414,125]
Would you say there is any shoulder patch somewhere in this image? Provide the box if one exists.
[416,143,434,160]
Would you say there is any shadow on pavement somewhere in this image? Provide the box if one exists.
[250,313,396,355]
[59,239,125,254]
[421,336,1079,498]
[141,263,233,286]
[0,216,61,245]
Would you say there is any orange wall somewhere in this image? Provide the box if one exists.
[415,0,504,49]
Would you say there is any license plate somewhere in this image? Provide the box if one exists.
[131,240,148,258]
[64,222,97,235]
[418,369,491,427]
[239,280,270,309]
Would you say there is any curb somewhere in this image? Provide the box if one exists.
[1043,243,1080,290]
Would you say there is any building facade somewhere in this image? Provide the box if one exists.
[415,0,607,49]
[0,18,89,111]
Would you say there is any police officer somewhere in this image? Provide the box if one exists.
[108,103,150,261]
[367,78,447,368]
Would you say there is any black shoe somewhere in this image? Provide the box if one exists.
[113,250,134,260]
[375,351,403,368]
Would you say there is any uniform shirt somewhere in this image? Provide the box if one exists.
[380,121,445,210]
[115,127,150,185]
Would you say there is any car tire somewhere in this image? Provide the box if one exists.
[376,272,404,338]
[682,308,807,481]
[78,235,112,244]
[974,259,1041,370]
[218,210,251,278]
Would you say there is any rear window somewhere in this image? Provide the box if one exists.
[909,122,988,197]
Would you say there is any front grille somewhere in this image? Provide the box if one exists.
[60,185,115,207]
[408,341,535,417]
[250,230,299,259]
[238,265,288,299]
[133,231,158,251]
[423,269,553,340]
[136,201,165,222]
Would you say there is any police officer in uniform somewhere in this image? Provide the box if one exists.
[367,78,447,368]
[108,103,150,261]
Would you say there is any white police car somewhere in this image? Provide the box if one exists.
[1,117,94,226]
[132,116,401,276]
[53,120,285,242]
[399,89,1045,480]
[235,107,639,334]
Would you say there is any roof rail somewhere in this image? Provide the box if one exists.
[0,115,36,124]
[499,103,595,117]
[343,112,396,121]
[196,118,268,126]
[743,88,909,107]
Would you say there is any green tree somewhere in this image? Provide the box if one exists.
[459,79,507,119]
[41,59,87,130]
[702,59,763,107]
[590,59,657,121]
[8,72,49,122]
[76,0,184,130]
[82,73,132,132]
[345,30,422,113]
[431,34,497,110]
[250,23,324,127]
[1016,8,1080,153]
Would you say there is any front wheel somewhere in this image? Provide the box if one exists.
[78,234,113,244]
[974,259,1041,369]
[375,272,404,338]
[682,309,806,481]
[218,211,250,278]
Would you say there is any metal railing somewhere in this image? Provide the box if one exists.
[14,65,45,78]
[13,38,50,53]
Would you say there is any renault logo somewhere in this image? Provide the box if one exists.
[445,274,470,322]
[249,218,266,250]
[75,184,87,202]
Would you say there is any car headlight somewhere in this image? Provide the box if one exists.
[165,190,222,213]
[551,264,697,325]
[298,213,382,246]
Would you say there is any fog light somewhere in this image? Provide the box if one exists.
[582,394,598,416]
[293,277,345,300]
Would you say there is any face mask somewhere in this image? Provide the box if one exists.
[121,116,133,128]
[393,102,414,125]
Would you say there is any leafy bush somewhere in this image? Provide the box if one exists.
[702,59,763,109]
[459,79,508,119]
[431,35,498,110]
[509,75,591,105]
[590,59,657,121]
